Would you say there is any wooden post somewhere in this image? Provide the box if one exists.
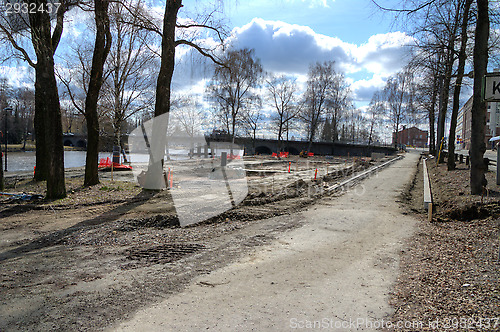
[497,148,500,185]
[428,203,433,222]
[437,137,444,164]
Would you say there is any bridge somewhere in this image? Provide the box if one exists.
[213,137,397,157]
[66,132,396,157]
[63,133,87,148]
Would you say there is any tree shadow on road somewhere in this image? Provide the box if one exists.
[0,189,177,262]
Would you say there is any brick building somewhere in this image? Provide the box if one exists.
[392,126,428,148]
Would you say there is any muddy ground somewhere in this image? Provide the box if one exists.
[0,155,387,331]
[386,154,500,331]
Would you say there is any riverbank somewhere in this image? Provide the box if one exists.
[1,143,88,152]
[386,154,499,331]
[1,143,36,152]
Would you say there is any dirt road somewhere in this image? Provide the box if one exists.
[112,152,420,331]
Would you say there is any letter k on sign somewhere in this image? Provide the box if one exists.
[484,74,500,102]
[493,81,500,95]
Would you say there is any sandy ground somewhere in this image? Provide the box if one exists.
[111,153,420,331]
[1,155,390,331]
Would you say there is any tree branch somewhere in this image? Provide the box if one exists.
[52,0,69,53]
[55,70,85,115]
[175,39,226,67]
[176,23,225,42]
[371,0,437,14]
[0,24,36,67]
[117,17,162,37]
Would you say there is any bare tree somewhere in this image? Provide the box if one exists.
[208,48,263,145]
[101,1,157,151]
[448,0,473,170]
[0,0,80,198]
[115,0,227,190]
[170,95,206,137]
[0,78,13,190]
[82,0,112,186]
[367,90,386,145]
[11,87,35,151]
[326,72,351,142]
[57,1,111,186]
[411,51,443,155]
[341,108,369,143]
[241,101,263,153]
[429,1,463,161]
[124,0,227,117]
[266,75,299,151]
[301,61,344,152]
[382,68,414,148]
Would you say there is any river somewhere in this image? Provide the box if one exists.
[4,151,113,172]
[4,148,243,173]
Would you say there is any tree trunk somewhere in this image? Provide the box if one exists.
[470,0,489,195]
[437,10,460,163]
[30,8,66,199]
[394,117,399,149]
[143,0,182,190]
[35,61,66,198]
[114,120,122,150]
[429,74,438,155]
[0,141,3,191]
[33,97,48,181]
[155,0,182,117]
[448,0,472,171]
[231,116,236,155]
[84,0,111,186]
[368,122,374,146]
[437,58,454,163]
[85,111,100,185]
[277,121,283,152]
[307,125,315,153]
[252,128,256,154]
[332,113,338,142]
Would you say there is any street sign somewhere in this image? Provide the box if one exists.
[484,73,500,102]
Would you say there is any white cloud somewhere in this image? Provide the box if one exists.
[355,32,414,75]
[223,18,415,104]
[229,18,354,74]
[350,74,387,101]
[229,18,413,79]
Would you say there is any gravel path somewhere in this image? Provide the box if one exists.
[112,153,420,331]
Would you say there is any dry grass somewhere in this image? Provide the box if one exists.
[386,155,500,331]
